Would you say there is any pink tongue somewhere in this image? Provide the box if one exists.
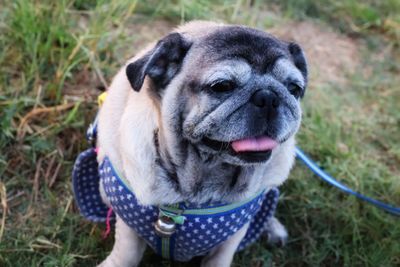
[231,136,278,152]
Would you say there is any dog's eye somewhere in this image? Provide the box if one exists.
[209,80,235,93]
[288,82,304,99]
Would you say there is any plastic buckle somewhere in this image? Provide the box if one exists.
[86,113,99,147]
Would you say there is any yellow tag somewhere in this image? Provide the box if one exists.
[98,92,107,107]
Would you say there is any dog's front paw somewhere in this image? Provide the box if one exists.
[265,216,288,247]
[97,254,138,267]
[97,257,122,267]
[97,258,114,267]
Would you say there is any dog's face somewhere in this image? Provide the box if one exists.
[126,25,307,166]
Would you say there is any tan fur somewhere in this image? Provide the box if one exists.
[98,216,147,267]
[201,223,250,267]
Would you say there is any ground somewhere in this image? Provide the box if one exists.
[0,1,399,266]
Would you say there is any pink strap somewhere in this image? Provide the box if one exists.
[102,207,113,239]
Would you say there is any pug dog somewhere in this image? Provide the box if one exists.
[95,21,307,267]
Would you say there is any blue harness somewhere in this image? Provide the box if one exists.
[73,148,279,261]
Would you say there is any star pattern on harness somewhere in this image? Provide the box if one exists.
[72,148,280,262]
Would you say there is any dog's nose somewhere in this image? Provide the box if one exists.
[250,90,280,109]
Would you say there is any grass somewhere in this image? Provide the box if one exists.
[0,0,399,266]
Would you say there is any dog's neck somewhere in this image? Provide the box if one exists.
[154,129,260,204]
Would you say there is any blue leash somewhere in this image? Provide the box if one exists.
[296,147,400,216]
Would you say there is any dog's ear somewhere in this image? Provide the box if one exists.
[126,33,192,92]
[288,42,308,86]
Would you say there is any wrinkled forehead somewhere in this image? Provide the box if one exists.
[185,26,304,86]
[197,26,289,73]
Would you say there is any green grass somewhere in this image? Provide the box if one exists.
[0,0,399,266]
[271,0,400,37]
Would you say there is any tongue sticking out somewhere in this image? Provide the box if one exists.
[231,136,278,153]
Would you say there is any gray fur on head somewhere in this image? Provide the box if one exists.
[121,23,307,204]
